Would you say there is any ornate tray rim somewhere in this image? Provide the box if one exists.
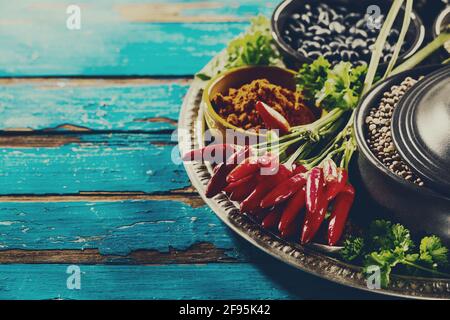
[177,76,450,300]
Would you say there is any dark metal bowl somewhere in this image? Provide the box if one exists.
[354,65,450,245]
[271,0,425,70]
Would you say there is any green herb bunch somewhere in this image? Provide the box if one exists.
[296,58,367,112]
[225,16,280,69]
[196,16,281,81]
[341,220,449,288]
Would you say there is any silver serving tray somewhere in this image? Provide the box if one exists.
[178,76,450,300]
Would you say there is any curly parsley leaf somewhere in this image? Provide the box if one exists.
[419,236,449,267]
[341,237,365,262]
[195,16,280,80]
[296,59,367,111]
[225,16,280,69]
[341,219,450,288]
[368,220,394,250]
[296,56,331,102]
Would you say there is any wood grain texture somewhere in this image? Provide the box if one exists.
[0,200,240,256]
[0,79,189,131]
[0,134,190,194]
[0,0,276,77]
[0,243,234,264]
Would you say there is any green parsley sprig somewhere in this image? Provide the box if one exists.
[341,220,449,288]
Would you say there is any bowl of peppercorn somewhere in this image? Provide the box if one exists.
[354,64,450,245]
[271,0,425,69]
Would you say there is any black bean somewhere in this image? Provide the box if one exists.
[288,21,306,34]
[283,36,293,44]
[351,38,366,49]
[291,13,301,20]
[340,50,353,61]
[383,53,393,63]
[388,28,400,42]
[329,41,341,50]
[301,13,311,24]
[322,44,331,52]
[355,19,366,29]
[307,51,322,59]
[312,36,325,44]
[318,11,330,26]
[345,36,354,45]
[329,21,345,34]
[355,29,368,38]
[303,40,321,49]
[297,48,308,57]
[303,32,314,39]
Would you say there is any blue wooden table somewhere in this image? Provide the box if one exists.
[0,0,385,300]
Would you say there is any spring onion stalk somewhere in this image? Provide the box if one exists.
[382,0,413,80]
[391,31,450,75]
[362,0,404,96]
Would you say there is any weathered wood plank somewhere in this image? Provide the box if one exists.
[0,263,381,300]
[0,0,276,77]
[0,192,204,207]
[0,243,234,265]
[0,79,189,131]
[0,200,239,256]
[0,134,189,194]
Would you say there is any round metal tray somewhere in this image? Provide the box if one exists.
[177,71,450,300]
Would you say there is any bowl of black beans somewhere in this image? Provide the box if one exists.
[272,0,425,68]
[354,65,450,245]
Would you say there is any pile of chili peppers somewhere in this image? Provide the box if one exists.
[183,143,355,246]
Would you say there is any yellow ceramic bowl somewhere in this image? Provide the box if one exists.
[202,66,299,142]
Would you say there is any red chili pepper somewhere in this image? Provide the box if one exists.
[300,195,329,245]
[182,144,236,163]
[205,147,251,198]
[260,173,307,209]
[229,175,259,202]
[328,184,355,246]
[305,167,324,213]
[240,165,291,213]
[292,163,308,174]
[205,163,230,198]
[261,207,283,230]
[226,146,253,166]
[325,168,348,202]
[280,216,301,239]
[223,174,254,194]
[226,156,260,183]
[278,188,306,234]
[255,101,291,135]
[322,158,338,182]
[257,153,278,168]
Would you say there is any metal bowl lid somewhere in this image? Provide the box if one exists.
[392,65,450,196]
